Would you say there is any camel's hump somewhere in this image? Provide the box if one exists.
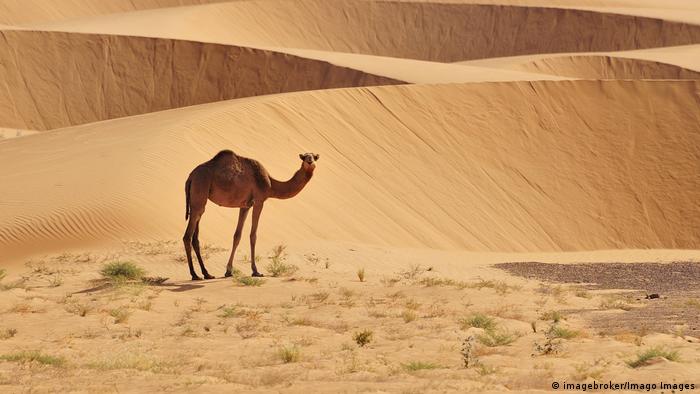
[211,149,235,161]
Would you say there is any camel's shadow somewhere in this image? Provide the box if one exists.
[73,278,207,294]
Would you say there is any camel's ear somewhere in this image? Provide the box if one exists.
[313,154,320,161]
[299,154,305,160]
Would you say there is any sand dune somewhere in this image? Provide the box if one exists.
[0,30,399,130]
[25,0,700,62]
[1,80,698,262]
[1,1,700,391]
[0,0,229,25]
[395,0,700,24]
[516,55,700,79]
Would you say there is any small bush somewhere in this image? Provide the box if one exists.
[459,313,496,331]
[100,261,145,281]
[357,268,366,282]
[402,361,440,371]
[278,345,301,363]
[540,310,565,323]
[477,329,518,347]
[550,326,579,339]
[401,310,417,323]
[0,328,17,340]
[0,269,6,281]
[0,351,65,367]
[237,277,265,287]
[47,275,63,287]
[626,346,679,368]
[266,245,298,277]
[353,330,373,347]
[219,305,241,318]
[109,307,131,324]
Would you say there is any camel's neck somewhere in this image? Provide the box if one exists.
[270,167,313,199]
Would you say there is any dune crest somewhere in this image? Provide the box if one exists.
[516,55,700,79]
[0,30,400,130]
[24,1,700,62]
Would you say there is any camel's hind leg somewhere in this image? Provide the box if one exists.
[192,223,215,279]
[183,171,210,281]
[183,212,203,280]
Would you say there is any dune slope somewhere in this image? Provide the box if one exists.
[1,80,698,263]
[516,55,700,79]
[25,0,700,62]
[0,30,400,130]
[0,0,229,25]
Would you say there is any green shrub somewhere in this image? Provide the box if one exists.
[459,313,496,331]
[627,346,679,368]
[100,261,145,281]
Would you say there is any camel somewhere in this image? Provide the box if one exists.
[183,150,319,280]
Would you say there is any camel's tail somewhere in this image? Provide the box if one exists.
[185,177,192,221]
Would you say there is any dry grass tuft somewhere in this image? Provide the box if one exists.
[353,329,373,347]
[278,345,301,363]
[0,328,17,340]
[626,346,679,368]
[0,351,65,367]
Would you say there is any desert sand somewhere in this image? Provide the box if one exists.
[0,1,699,393]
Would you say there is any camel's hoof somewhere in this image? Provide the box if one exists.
[203,274,216,280]
[251,272,265,277]
[191,276,203,281]
[224,272,233,278]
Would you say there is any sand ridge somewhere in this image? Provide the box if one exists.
[21,0,700,62]
[0,30,400,130]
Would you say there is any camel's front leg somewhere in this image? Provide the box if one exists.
[225,207,249,277]
[249,202,265,277]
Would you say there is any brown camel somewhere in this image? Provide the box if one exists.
[183,150,318,280]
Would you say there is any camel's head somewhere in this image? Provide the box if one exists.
[299,152,319,171]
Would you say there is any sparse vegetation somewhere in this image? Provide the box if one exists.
[626,346,679,368]
[109,307,131,324]
[539,310,565,323]
[549,325,579,340]
[459,313,496,331]
[100,261,146,282]
[266,244,298,277]
[600,296,633,311]
[401,310,417,323]
[357,268,366,282]
[237,276,265,287]
[86,353,176,374]
[476,329,518,347]
[0,328,17,340]
[535,323,566,355]
[219,305,242,319]
[0,269,25,291]
[278,345,301,363]
[398,264,426,280]
[47,275,63,287]
[0,351,65,367]
[402,361,440,371]
[461,335,477,368]
[419,277,468,288]
[353,330,373,347]
[66,302,91,317]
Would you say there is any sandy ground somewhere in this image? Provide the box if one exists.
[0,0,699,392]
